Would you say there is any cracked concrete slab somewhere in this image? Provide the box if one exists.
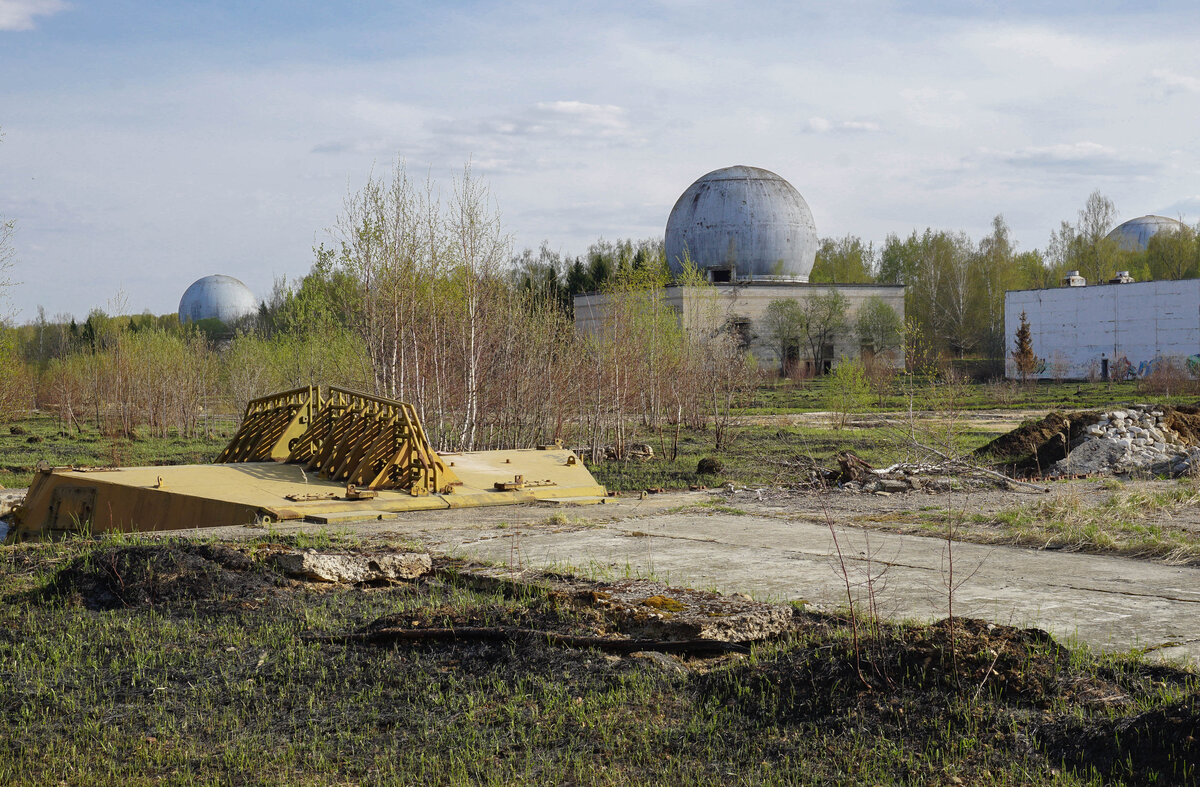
[190,491,1200,665]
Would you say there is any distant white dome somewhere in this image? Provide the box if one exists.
[1105,215,1185,252]
[178,275,257,324]
[665,165,818,282]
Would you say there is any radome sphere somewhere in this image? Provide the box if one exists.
[665,165,818,282]
[1105,215,1185,252]
[178,275,257,325]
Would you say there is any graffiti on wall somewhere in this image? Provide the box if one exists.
[1113,354,1200,379]
[1111,356,1133,380]
[1136,357,1163,378]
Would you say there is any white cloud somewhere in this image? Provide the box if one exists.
[0,0,68,31]
[424,101,637,155]
[805,116,832,133]
[805,117,880,134]
[1149,68,1200,95]
[963,24,1116,71]
[1008,141,1117,162]
[900,87,967,129]
[997,142,1156,177]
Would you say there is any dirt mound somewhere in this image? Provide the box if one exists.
[701,617,1071,724]
[976,411,1099,472]
[1039,696,1199,784]
[46,542,288,611]
[1162,404,1200,444]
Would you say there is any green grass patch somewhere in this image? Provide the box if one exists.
[0,413,232,488]
[589,422,997,493]
[1,536,1196,785]
[737,377,1188,415]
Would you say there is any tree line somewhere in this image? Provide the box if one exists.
[2,163,754,458]
[3,168,1197,450]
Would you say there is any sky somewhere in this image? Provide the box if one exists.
[2,0,1200,322]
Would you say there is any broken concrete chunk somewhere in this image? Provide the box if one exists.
[1053,439,1131,476]
[271,550,431,583]
[0,490,25,518]
[581,578,795,643]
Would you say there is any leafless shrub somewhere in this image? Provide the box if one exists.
[1050,350,1071,383]
[862,354,896,407]
[1137,359,1196,397]
[983,378,1020,406]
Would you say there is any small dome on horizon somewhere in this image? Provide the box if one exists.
[665,165,819,282]
[1105,215,1186,252]
[178,274,257,325]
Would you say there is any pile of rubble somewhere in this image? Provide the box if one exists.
[577,443,655,461]
[832,452,981,494]
[1053,405,1200,477]
[978,403,1200,479]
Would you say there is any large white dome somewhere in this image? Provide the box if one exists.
[1105,215,1185,252]
[665,165,819,282]
[178,274,257,325]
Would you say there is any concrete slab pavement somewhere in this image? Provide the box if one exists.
[197,491,1200,665]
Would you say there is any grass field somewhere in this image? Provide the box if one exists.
[0,377,1192,494]
[1,536,1196,785]
[0,411,998,493]
[587,420,998,493]
[739,376,1195,415]
[0,415,232,489]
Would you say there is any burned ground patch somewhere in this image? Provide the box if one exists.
[41,541,289,611]
[3,538,1199,784]
[1038,695,1199,784]
[695,615,1198,783]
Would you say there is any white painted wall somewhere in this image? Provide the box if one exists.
[1004,280,1200,379]
[576,283,906,372]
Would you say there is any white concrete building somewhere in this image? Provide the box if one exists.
[575,282,905,374]
[575,165,905,374]
[1005,278,1200,380]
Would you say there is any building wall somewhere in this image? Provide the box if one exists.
[1004,280,1200,380]
[574,283,906,372]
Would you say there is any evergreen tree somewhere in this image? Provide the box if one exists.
[1010,310,1039,383]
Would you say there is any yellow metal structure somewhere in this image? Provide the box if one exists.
[8,387,606,541]
[285,387,461,495]
[216,386,316,463]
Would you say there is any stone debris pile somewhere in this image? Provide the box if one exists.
[1053,405,1200,477]
[831,451,993,494]
[841,467,957,495]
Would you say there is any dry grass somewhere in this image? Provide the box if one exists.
[978,482,1200,564]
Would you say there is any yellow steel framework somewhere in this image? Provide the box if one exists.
[288,387,460,495]
[216,386,317,463]
[218,386,461,496]
[9,386,604,541]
